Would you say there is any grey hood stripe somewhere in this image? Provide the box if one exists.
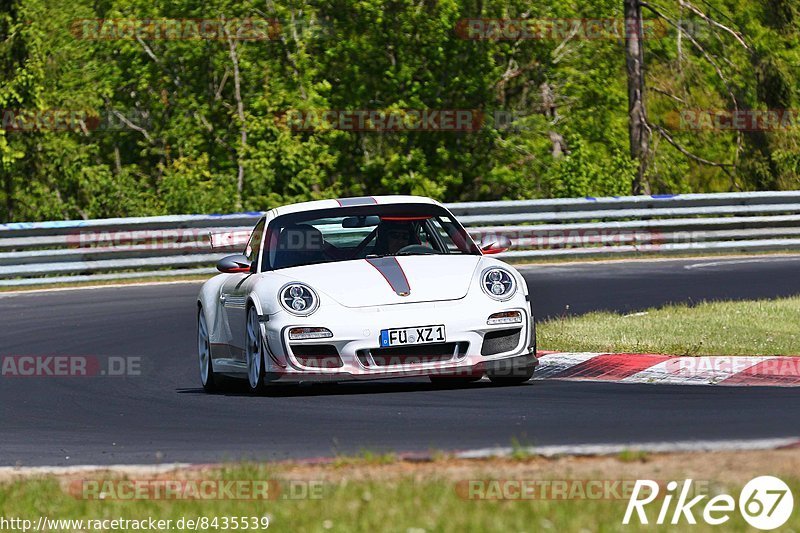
[366,257,411,296]
[337,196,377,207]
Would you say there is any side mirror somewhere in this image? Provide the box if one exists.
[216,254,253,274]
[479,235,512,255]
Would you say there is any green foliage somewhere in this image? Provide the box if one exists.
[541,137,636,198]
[160,154,237,214]
[0,0,798,222]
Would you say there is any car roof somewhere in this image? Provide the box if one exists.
[270,195,443,217]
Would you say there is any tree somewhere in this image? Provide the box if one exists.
[624,0,651,194]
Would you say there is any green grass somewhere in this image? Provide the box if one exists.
[617,450,650,463]
[509,437,538,461]
[1,466,797,532]
[538,296,800,356]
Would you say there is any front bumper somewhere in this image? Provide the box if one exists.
[259,298,536,382]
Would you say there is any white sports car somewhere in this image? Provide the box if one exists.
[197,195,537,393]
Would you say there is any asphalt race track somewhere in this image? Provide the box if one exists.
[2,256,800,466]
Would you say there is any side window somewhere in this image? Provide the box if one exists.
[416,224,436,250]
[429,218,460,253]
[244,219,266,263]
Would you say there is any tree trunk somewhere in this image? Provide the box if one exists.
[624,0,652,194]
[225,19,247,211]
[541,82,568,158]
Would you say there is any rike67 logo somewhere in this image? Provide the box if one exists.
[623,476,794,530]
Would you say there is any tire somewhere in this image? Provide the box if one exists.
[486,355,536,386]
[245,306,270,394]
[198,307,218,393]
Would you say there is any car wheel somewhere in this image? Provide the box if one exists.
[198,307,218,393]
[246,306,269,394]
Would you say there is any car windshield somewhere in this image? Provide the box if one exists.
[262,204,480,270]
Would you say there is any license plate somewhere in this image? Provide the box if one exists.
[380,325,446,347]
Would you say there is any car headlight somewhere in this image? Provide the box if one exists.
[279,283,319,316]
[481,268,516,300]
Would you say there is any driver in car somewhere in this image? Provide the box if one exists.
[375,221,415,255]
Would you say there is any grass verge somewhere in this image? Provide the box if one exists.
[2,449,799,532]
[538,296,800,355]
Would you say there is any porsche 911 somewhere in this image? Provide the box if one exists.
[197,195,537,393]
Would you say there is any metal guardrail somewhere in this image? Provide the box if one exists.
[2,191,800,286]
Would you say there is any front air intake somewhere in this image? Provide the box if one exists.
[290,344,343,369]
[481,328,521,356]
[359,342,467,367]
